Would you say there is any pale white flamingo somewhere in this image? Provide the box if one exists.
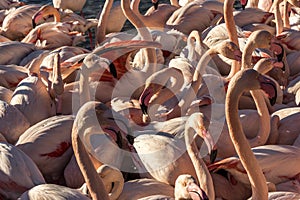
[9,54,60,126]
[19,101,118,200]
[15,115,75,184]
[0,142,45,199]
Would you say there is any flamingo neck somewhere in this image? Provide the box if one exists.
[96,0,114,45]
[79,69,90,107]
[72,123,110,200]
[241,41,257,69]
[185,119,215,200]
[224,0,240,79]
[121,0,157,73]
[274,0,284,35]
[226,74,268,200]
[177,48,216,116]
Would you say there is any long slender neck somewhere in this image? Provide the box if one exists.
[176,48,216,115]
[96,0,114,45]
[149,68,184,105]
[283,0,291,29]
[185,118,215,200]
[241,41,256,69]
[248,90,270,146]
[79,67,90,108]
[224,0,240,79]
[121,0,157,74]
[226,78,268,200]
[274,0,284,35]
[72,123,110,200]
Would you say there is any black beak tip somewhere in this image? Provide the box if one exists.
[270,96,277,106]
[140,103,148,115]
[210,149,218,164]
[153,1,159,10]
[32,18,36,28]
[109,62,117,78]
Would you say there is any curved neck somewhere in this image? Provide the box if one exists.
[96,0,114,45]
[248,90,270,146]
[176,48,216,115]
[72,123,110,200]
[226,75,268,200]
[150,67,184,105]
[224,0,240,79]
[241,41,256,69]
[185,118,215,200]
[121,0,157,74]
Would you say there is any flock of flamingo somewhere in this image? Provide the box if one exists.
[0,0,300,199]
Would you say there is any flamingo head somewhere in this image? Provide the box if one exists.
[175,175,209,200]
[240,0,247,10]
[152,0,159,10]
[32,5,60,28]
[139,83,162,115]
[258,73,278,105]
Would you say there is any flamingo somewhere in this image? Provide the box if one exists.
[9,53,61,126]
[21,7,87,50]
[15,115,74,184]
[0,142,45,199]
[96,0,127,45]
[209,68,300,199]
[32,4,98,33]
[0,4,41,41]
[18,105,112,199]
[139,40,242,121]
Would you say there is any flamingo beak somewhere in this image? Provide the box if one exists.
[258,74,277,106]
[187,182,209,200]
[210,148,218,164]
[234,50,242,61]
[140,102,148,115]
[108,63,117,78]
[152,0,159,10]
[240,0,247,10]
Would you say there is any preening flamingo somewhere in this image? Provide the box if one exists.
[0,4,41,41]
